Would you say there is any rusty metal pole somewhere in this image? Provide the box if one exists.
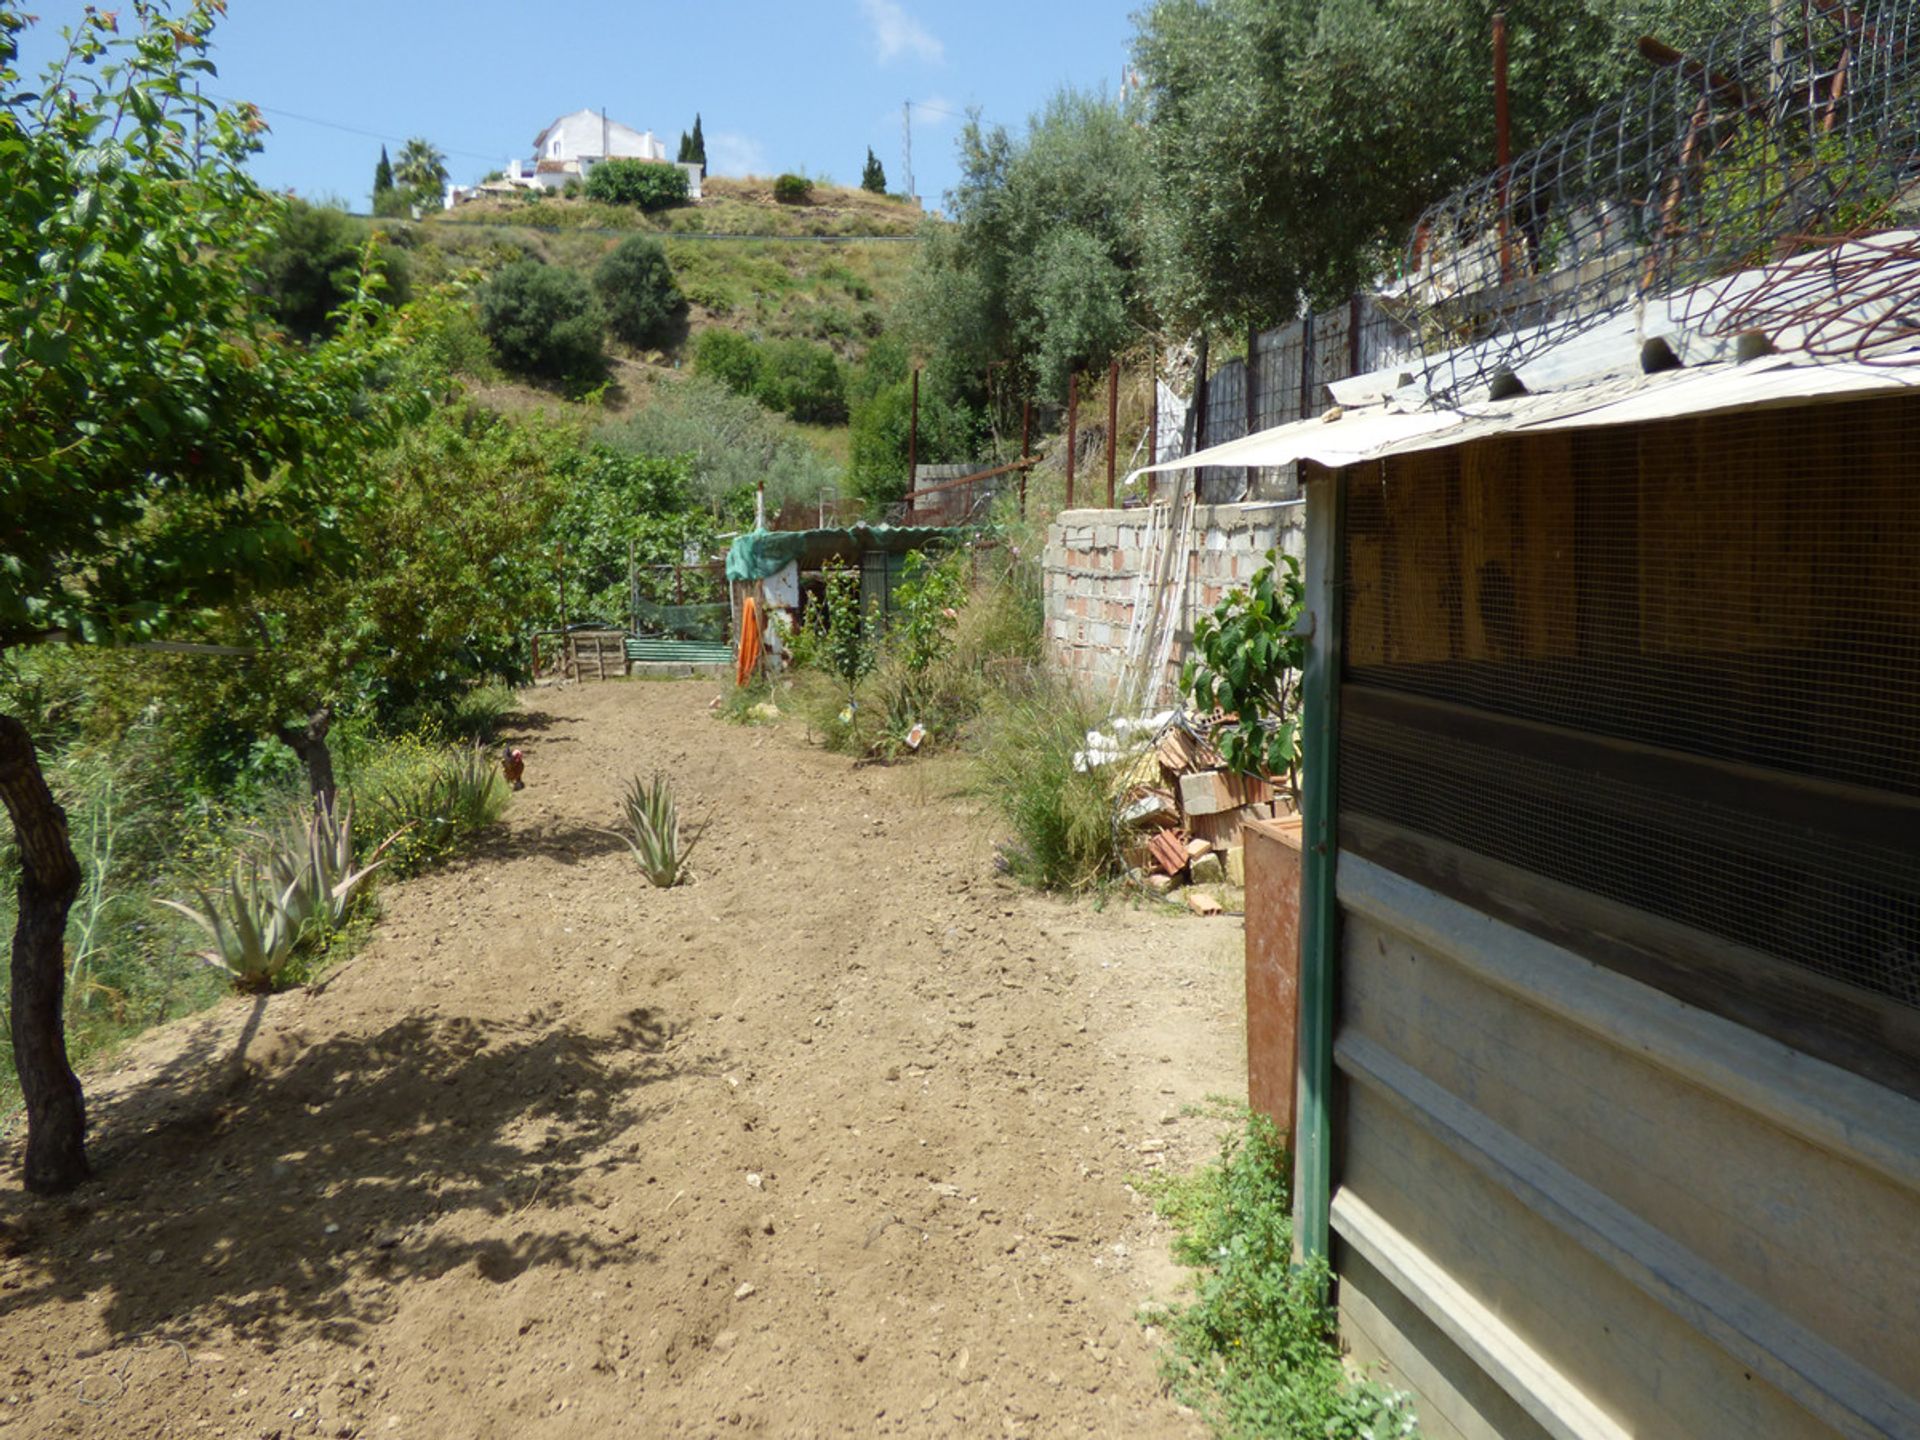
[1020,397,1032,517]
[1065,371,1079,510]
[907,367,920,506]
[1105,359,1119,507]
[1494,11,1513,284]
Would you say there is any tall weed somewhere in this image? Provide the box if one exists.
[973,672,1121,890]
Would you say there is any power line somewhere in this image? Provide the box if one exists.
[203,91,502,165]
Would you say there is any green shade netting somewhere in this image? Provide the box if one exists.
[723,525,972,583]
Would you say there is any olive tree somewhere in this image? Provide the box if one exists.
[0,2,406,1192]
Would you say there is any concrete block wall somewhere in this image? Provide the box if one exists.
[1042,502,1306,701]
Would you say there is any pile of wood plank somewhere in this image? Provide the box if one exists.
[1118,720,1294,905]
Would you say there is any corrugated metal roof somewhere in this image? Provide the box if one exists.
[1129,345,1920,482]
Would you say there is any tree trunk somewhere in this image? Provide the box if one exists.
[281,705,336,811]
[0,715,89,1194]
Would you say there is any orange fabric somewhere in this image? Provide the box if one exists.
[735,595,763,687]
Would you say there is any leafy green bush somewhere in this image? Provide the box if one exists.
[447,682,520,743]
[692,327,763,393]
[257,199,412,342]
[847,378,978,509]
[1142,1105,1421,1439]
[773,173,814,204]
[754,338,847,422]
[477,260,606,382]
[585,158,690,211]
[594,234,683,347]
[691,331,846,424]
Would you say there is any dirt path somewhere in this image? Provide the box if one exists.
[0,681,1246,1438]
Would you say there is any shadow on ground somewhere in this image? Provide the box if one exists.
[0,1002,691,1350]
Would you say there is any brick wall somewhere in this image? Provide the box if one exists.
[1042,502,1306,702]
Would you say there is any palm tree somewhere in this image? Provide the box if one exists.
[393,137,448,194]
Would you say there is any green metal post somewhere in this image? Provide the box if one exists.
[1294,467,1344,1268]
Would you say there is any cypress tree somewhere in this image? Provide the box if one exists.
[861,147,887,194]
[676,130,691,163]
[373,144,393,197]
[689,113,706,167]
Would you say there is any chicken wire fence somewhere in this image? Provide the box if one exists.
[1335,393,1920,1093]
[1400,0,1920,400]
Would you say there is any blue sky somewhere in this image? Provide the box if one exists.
[14,1,1140,210]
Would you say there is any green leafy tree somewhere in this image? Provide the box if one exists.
[0,2,411,1192]
[861,147,887,194]
[692,328,763,395]
[373,144,393,200]
[477,261,606,382]
[594,235,683,348]
[1131,0,1754,329]
[584,157,690,210]
[752,339,845,423]
[900,89,1148,404]
[257,198,412,342]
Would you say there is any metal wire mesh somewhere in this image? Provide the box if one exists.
[1400,0,1920,399]
[1337,394,1920,1089]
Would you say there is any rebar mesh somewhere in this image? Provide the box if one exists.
[1400,0,1920,399]
[1337,394,1920,1090]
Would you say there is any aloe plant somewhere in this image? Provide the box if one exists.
[159,801,390,991]
[157,855,300,991]
[618,773,702,888]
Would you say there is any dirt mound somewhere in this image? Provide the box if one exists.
[0,681,1244,1437]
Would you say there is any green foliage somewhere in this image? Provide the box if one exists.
[693,330,846,423]
[974,670,1122,890]
[594,234,683,348]
[679,114,706,168]
[861,148,888,194]
[549,447,713,626]
[355,742,508,876]
[257,199,413,342]
[595,376,838,522]
[900,89,1148,401]
[478,260,606,382]
[446,682,520,743]
[1181,550,1305,791]
[585,158,691,211]
[800,559,877,690]
[373,145,394,198]
[0,1,417,653]
[616,773,700,887]
[1141,1105,1420,1439]
[847,376,978,510]
[1130,0,1751,328]
[891,549,968,675]
[773,173,815,205]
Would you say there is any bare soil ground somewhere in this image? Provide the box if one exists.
[0,681,1246,1438]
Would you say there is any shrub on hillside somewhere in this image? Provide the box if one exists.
[585,158,690,211]
[594,235,683,348]
[257,199,411,342]
[753,338,846,423]
[477,261,606,382]
[692,328,762,395]
[847,378,978,509]
[773,173,814,204]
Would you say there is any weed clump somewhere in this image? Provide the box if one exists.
[1141,1105,1421,1439]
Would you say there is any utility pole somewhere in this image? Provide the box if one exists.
[901,100,914,203]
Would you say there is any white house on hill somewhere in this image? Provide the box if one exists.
[498,108,702,199]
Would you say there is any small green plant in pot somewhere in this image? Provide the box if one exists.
[617,772,702,887]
